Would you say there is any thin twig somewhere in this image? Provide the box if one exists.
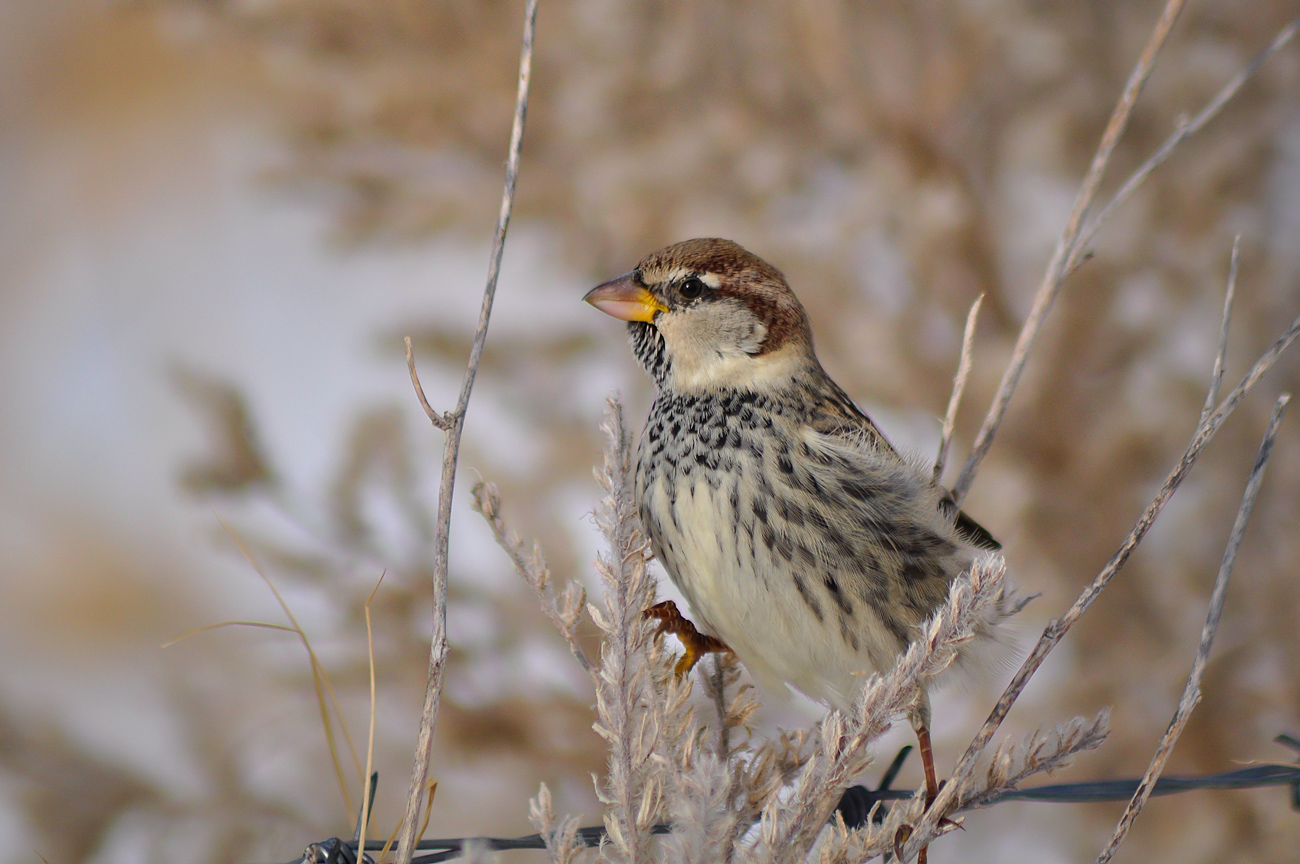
[1096,394,1290,864]
[951,0,1188,505]
[406,338,453,431]
[1201,237,1240,428]
[934,294,983,483]
[394,1,539,859]
[1068,20,1300,277]
[909,306,1300,857]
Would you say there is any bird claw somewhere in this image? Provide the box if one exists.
[892,825,913,861]
[644,600,731,677]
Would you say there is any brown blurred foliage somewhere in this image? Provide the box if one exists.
[6,0,1299,861]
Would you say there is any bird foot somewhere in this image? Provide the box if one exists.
[896,781,961,864]
[644,600,731,677]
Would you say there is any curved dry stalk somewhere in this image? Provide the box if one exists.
[212,521,362,812]
[357,573,385,864]
[1096,394,1290,864]
[934,294,983,483]
[395,0,540,859]
[1201,237,1241,428]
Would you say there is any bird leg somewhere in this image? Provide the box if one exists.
[909,695,941,864]
[644,600,731,677]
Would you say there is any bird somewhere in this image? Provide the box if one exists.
[583,238,1011,850]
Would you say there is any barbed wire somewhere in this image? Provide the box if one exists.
[282,733,1300,864]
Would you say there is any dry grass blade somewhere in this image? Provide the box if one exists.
[358,573,385,864]
[1095,394,1290,864]
[394,0,540,858]
[169,521,362,816]
[226,522,361,806]
[161,620,299,646]
[934,294,982,483]
[914,302,1300,853]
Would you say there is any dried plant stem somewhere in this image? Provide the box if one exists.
[911,307,1300,855]
[934,294,983,483]
[705,655,734,762]
[591,399,665,864]
[473,481,594,675]
[957,710,1111,812]
[1095,394,1290,864]
[1201,237,1240,428]
[395,1,539,859]
[951,0,1189,504]
[1069,20,1300,277]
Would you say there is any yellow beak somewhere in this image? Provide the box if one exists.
[583,272,667,322]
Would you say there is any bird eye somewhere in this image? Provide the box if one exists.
[679,277,706,299]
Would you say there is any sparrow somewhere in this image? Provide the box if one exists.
[584,238,1009,843]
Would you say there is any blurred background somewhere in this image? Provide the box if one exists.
[1,1,1298,862]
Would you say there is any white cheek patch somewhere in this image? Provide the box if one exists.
[656,302,805,392]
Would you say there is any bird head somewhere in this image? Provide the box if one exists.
[584,238,815,392]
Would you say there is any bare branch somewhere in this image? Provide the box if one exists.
[395,0,540,859]
[405,337,453,431]
[934,294,983,483]
[1095,394,1290,864]
[1201,237,1241,428]
[915,306,1300,847]
[1069,19,1300,276]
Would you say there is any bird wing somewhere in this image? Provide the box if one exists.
[808,376,1002,552]
[939,494,1002,551]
